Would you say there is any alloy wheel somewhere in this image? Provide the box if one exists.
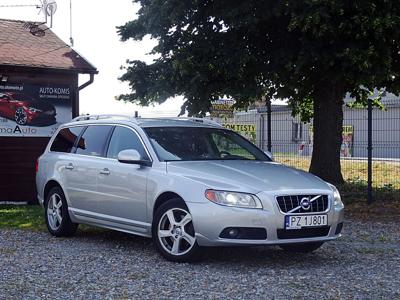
[47,193,63,231]
[15,108,28,125]
[158,208,196,256]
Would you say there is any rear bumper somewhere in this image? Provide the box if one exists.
[187,198,344,247]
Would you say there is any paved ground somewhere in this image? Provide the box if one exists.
[0,218,399,299]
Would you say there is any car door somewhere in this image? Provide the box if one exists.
[96,125,151,224]
[50,125,85,206]
[65,124,113,214]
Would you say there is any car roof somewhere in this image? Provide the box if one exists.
[63,115,222,129]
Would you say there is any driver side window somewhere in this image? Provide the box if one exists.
[107,126,149,160]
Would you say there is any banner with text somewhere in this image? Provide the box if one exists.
[0,83,72,137]
[222,123,256,143]
[210,99,235,118]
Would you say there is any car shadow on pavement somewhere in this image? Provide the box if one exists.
[71,227,343,266]
[201,245,337,266]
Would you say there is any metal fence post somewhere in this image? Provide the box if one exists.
[267,99,272,152]
[367,98,373,204]
[260,114,265,150]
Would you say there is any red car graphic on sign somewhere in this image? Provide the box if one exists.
[0,92,56,126]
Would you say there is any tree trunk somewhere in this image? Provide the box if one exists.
[309,82,345,184]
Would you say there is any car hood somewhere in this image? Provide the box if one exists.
[166,160,329,193]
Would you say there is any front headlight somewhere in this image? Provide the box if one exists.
[205,190,263,209]
[28,107,42,113]
[327,183,344,208]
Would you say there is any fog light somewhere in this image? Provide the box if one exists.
[219,227,267,240]
[228,228,239,237]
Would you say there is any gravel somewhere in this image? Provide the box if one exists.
[0,218,399,299]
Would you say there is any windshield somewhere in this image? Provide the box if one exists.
[144,127,270,162]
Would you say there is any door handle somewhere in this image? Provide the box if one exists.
[65,163,74,170]
[99,168,110,175]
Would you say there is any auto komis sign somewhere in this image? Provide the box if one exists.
[0,83,72,137]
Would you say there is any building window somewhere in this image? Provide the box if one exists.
[292,122,303,142]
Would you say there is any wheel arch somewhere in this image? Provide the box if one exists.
[153,191,185,217]
[43,180,63,204]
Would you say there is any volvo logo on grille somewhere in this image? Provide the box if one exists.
[300,197,311,210]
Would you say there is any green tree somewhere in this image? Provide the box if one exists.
[117,0,400,184]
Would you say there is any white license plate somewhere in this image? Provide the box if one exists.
[285,214,328,229]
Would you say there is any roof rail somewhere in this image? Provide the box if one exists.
[70,115,222,127]
[71,114,139,123]
[167,117,222,127]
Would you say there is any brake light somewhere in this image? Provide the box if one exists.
[35,160,39,173]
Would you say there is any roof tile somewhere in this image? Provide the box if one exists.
[0,19,97,73]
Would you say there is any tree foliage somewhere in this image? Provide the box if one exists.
[117,1,400,184]
[118,0,400,115]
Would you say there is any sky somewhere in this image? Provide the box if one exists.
[0,0,185,117]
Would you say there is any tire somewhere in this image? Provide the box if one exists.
[45,186,78,237]
[279,241,324,253]
[152,198,201,262]
[15,107,28,125]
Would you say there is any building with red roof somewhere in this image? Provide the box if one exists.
[0,18,97,202]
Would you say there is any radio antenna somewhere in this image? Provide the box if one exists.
[69,0,74,46]
[21,0,58,36]
[40,0,57,27]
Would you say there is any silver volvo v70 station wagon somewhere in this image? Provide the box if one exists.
[36,115,344,262]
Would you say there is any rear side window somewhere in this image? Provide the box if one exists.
[107,126,149,160]
[75,125,113,157]
[50,127,84,153]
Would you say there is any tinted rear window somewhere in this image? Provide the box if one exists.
[75,125,113,157]
[50,127,84,153]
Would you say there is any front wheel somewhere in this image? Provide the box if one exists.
[152,198,201,262]
[45,186,78,237]
[279,241,324,253]
[15,107,28,125]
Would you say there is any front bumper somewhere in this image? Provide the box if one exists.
[187,191,344,247]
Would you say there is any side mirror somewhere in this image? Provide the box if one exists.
[117,149,151,166]
[264,150,274,161]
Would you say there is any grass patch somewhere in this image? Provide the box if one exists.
[0,204,108,233]
[337,180,400,221]
[0,204,45,231]
[275,156,400,189]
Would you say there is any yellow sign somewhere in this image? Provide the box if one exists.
[222,123,256,143]
[210,99,235,118]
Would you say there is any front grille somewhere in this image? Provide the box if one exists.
[276,194,329,213]
[277,226,330,239]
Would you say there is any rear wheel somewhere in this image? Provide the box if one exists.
[45,186,78,237]
[152,198,200,262]
[279,242,324,253]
